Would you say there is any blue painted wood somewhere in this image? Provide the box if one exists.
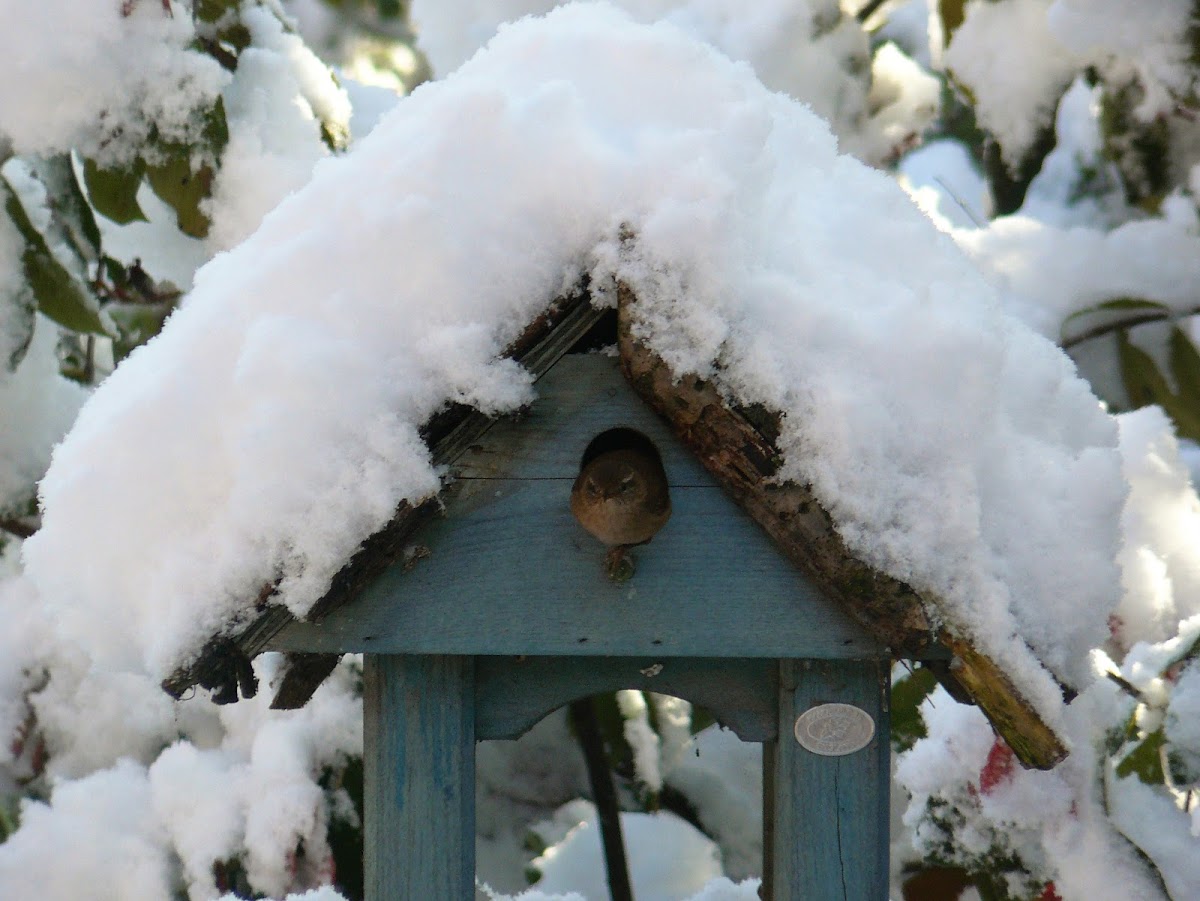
[363,655,475,899]
[272,479,880,658]
[454,354,712,484]
[765,659,890,900]
[267,353,882,660]
[474,655,779,741]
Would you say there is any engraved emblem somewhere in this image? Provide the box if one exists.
[794,703,876,756]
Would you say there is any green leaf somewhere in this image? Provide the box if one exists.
[376,0,402,19]
[1115,729,1167,785]
[203,97,230,150]
[890,664,938,752]
[0,794,19,843]
[107,301,175,363]
[145,151,213,239]
[1116,330,1171,409]
[83,157,146,224]
[1117,331,1200,440]
[194,0,241,24]
[1,177,106,335]
[143,101,227,239]
[938,0,967,42]
[1169,327,1200,422]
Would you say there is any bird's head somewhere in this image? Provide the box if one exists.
[582,460,643,502]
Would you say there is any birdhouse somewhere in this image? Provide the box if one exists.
[164,292,1063,901]
[258,308,890,899]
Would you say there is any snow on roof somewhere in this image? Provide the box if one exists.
[22,4,1124,724]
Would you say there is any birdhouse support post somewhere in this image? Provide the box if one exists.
[763,659,890,900]
[364,653,476,899]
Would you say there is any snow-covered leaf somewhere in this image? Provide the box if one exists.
[1115,729,1167,785]
[0,178,105,336]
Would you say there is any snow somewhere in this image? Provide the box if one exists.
[943,0,1197,166]
[0,323,89,516]
[0,1,228,162]
[18,4,1125,731]
[1113,408,1200,648]
[896,680,1170,900]
[219,890,348,901]
[664,726,762,880]
[0,651,364,901]
[529,802,724,900]
[617,689,663,792]
[945,0,1080,167]
[954,214,1200,342]
[865,41,941,163]
[899,138,987,229]
[877,0,940,70]
[0,760,174,901]
[410,0,938,165]
[205,6,351,252]
[1048,0,1194,119]
[1106,765,1200,899]
[8,2,1200,899]
[1013,78,1126,229]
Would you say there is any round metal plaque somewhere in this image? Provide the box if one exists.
[794,703,876,756]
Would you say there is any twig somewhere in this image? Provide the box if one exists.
[856,0,889,23]
[570,698,634,901]
[1104,670,1146,702]
[933,176,986,228]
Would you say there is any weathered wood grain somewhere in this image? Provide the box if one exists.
[763,659,890,900]
[269,479,881,659]
[615,283,1066,769]
[364,654,475,899]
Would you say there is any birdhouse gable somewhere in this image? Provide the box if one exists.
[270,352,883,661]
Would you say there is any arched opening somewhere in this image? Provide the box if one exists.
[476,686,763,900]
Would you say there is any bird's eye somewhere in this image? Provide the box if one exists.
[620,476,636,494]
[586,479,602,497]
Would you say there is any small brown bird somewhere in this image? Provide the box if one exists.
[570,429,671,579]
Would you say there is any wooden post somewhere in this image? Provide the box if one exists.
[764,659,890,900]
[364,654,475,899]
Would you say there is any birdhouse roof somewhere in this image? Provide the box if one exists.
[22,6,1126,768]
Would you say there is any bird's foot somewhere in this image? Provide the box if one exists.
[605,546,635,582]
